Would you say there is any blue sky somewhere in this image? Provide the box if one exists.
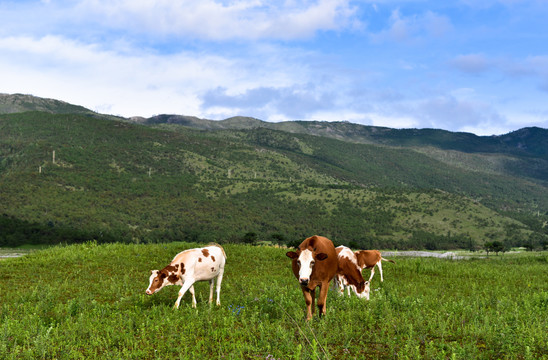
[1,0,547,135]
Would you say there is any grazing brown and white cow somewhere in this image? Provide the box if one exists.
[354,249,395,283]
[146,244,226,309]
[333,246,370,300]
[286,235,338,320]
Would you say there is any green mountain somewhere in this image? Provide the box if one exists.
[1,95,547,250]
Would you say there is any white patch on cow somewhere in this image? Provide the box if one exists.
[338,247,358,265]
[297,249,315,283]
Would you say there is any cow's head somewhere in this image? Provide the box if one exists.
[286,249,328,286]
[355,280,371,300]
[356,280,371,300]
[145,266,180,295]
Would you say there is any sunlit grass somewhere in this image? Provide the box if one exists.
[0,242,546,359]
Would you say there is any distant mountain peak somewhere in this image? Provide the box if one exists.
[0,93,95,115]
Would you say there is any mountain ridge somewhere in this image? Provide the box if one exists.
[2,93,546,184]
[2,93,546,157]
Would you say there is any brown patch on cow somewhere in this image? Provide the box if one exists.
[211,255,215,262]
[167,274,179,283]
[164,265,177,273]
[290,235,338,320]
[355,250,382,269]
[202,249,210,257]
[338,256,365,292]
[211,267,215,272]
[180,262,185,275]
[157,270,168,282]
[198,258,202,262]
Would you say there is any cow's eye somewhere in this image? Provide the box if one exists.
[297,260,301,267]
[310,261,315,268]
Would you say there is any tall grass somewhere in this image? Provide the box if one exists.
[1,242,546,359]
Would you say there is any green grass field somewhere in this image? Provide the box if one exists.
[1,242,547,359]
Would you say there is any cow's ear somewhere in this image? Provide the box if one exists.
[286,251,298,259]
[316,253,328,261]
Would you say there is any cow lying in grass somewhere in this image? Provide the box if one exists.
[355,249,395,283]
[146,244,227,309]
[334,246,370,300]
[286,235,338,320]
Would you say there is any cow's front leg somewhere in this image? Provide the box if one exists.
[301,287,314,320]
[377,261,384,282]
[317,283,329,317]
[174,280,195,309]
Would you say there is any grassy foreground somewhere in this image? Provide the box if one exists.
[0,242,547,359]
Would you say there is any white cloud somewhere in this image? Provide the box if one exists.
[0,33,327,118]
[1,0,547,136]
[0,35,239,117]
[72,0,360,40]
[371,8,452,43]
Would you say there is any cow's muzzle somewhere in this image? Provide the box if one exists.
[146,289,153,295]
[299,278,309,286]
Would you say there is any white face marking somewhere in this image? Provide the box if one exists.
[146,270,167,294]
[297,249,315,283]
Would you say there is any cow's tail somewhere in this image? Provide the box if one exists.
[209,242,227,260]
[381,257,395,264]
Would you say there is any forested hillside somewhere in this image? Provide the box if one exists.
[1,100,547,250]
[144,115,548,184]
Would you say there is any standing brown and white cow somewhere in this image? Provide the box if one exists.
[146,244,226,309]
[333,246,370,300]
[354,249,395,283]
[286,235,338,320]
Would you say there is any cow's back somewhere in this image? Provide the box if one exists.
[171,245,226,281]
[355,250,382,269]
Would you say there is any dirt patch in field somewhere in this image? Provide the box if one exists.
[0,252,27,260]
[383,251,467,259]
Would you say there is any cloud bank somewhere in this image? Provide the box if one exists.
[1,0,547,135]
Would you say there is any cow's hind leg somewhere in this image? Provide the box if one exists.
[368,266,375,282]
[377,260,384,282]
[174,280,196,309]
[333,275,344,296]
[214,268,224,306]
[208,279,215,304]
[189,285,197,308]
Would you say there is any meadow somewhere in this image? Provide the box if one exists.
[0,242,546,359]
